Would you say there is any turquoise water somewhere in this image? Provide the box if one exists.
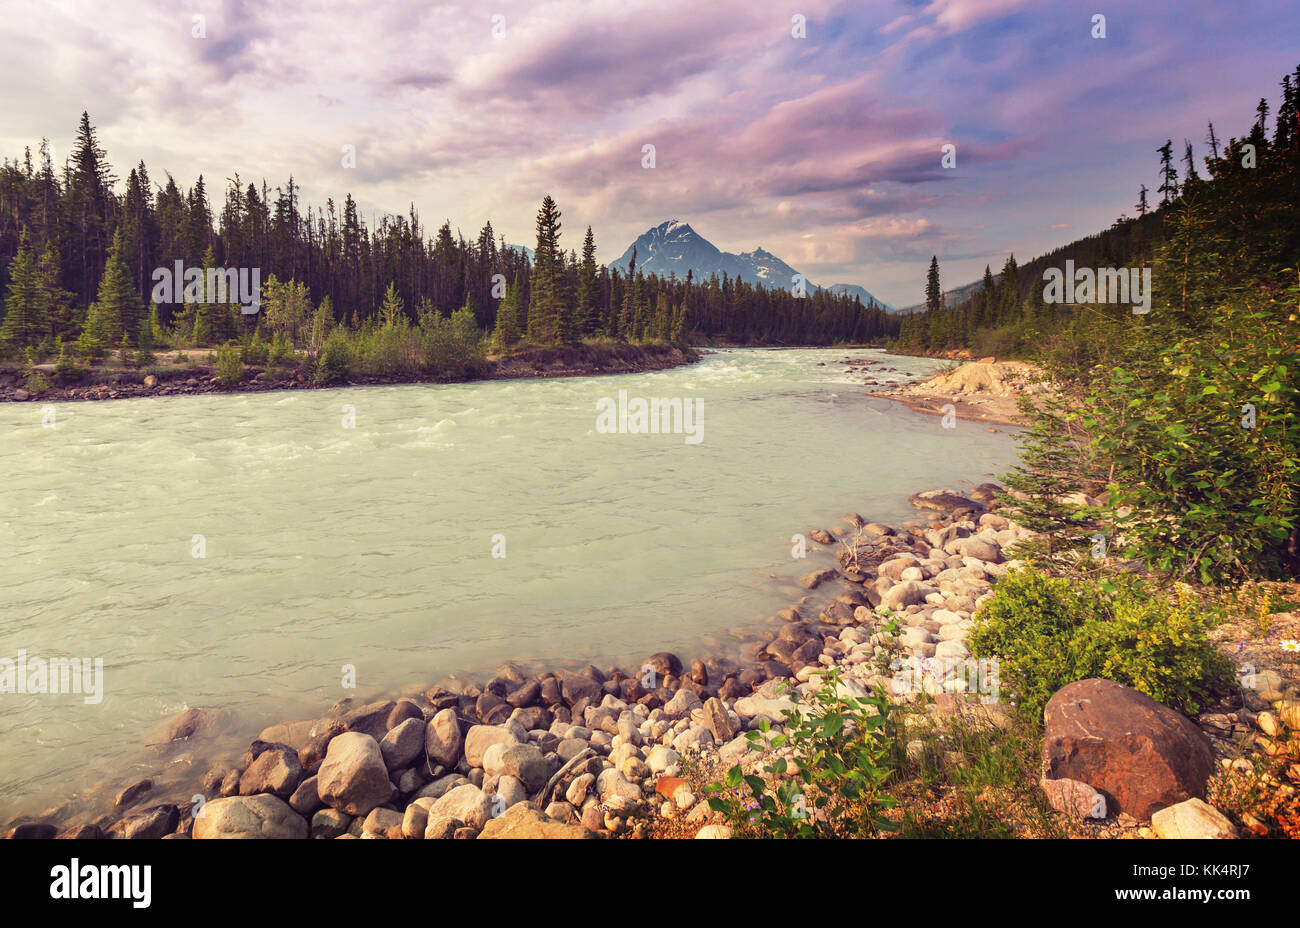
[0,347,1018,818]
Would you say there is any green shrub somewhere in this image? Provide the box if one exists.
[75,330,105,363]
[968,567,1233,719]
[242,331,270,365]
[23,369,50,395]
[705,667,899,837]
[53,342,81,380]
[967,568,1104,718]
[213,343,243,387]
[314,328,352,384]
[268,331,292,366]
[1080,583,1235,716]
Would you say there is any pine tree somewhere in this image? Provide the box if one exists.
[998,254,1020,324]
[193,245,234,345]
[64,111,117,307]
[1157,140,1179,203]
[979,264,996,327]
[1000,396,1093,559]
[1135,183,1149,216]
[1182,139,1200,185]
[0,232,44,351]
[492,273,523,350]
[924,256,941,313]
[528,196,567,343]
[87,227,142,348]
[618,248,637,338]
[37,242,74,341]
[379,281,406,327]
[575,225,599,337]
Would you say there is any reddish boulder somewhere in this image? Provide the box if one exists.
[1042,679,1214,820]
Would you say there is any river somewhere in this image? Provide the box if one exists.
[0,347,1019,820]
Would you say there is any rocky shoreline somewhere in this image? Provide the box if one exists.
[3,481,1040,840]
[0,344,699,404]
[4,461,1292,839]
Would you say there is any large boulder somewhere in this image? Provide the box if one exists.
[1150,798,1238,839]
[238,745,304,798]
[464,724,521,768]
[478,803,591,839]
[380,717,426,770]
[429,784,495,830]
[499,743,548,793]
[340,700,397,740]
[946,536,1003,563]
[1042,679,1215,820]
[881,581,938,611]
[315,732,394,817]
[257,718,320,751]
[909,489,983,512]
[425,708,463,768]
[193,795,308,839]
[149,707,232,746]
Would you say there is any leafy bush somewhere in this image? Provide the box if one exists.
[74,329,105,363]
[968,567,1233,718]
[314,328,353,384]
[53,342,81,380]
[1081,584,1235,715]
[268,330,292,366]
[967,568,1104,717]
[23,369,50,395]
[241,331,270,365]
[422,305,487,379]
[705,668,899,837]
[213,343,243,387]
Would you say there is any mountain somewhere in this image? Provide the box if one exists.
[611,220,892,309]
[827,283,891,309]
[504,243,534,260]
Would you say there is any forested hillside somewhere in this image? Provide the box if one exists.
[0,116,896,367]
[909,64,1300,583]
[896,63,1300,359]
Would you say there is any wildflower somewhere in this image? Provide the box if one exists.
[1281,640,1300,653]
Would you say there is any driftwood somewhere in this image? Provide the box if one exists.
[532,747,595,808]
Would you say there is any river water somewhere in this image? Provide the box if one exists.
[0,347,1018,820]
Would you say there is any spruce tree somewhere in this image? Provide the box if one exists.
[90,227,144,347]
[998,254,1020,324]
[1157,139,1179,203]
[575,226,598,337]
[924,256,942,313]
[0,232,43,351]
[1000,395,1093,560]
[492,274,523,350]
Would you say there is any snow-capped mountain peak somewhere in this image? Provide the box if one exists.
[610,220,892,308]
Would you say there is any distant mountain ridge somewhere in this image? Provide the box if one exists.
[610,220,893,310]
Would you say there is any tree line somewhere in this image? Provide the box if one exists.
[0,114,899,361]
[896,62,1300,359]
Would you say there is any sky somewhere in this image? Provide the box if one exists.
[1,0,1296,307]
